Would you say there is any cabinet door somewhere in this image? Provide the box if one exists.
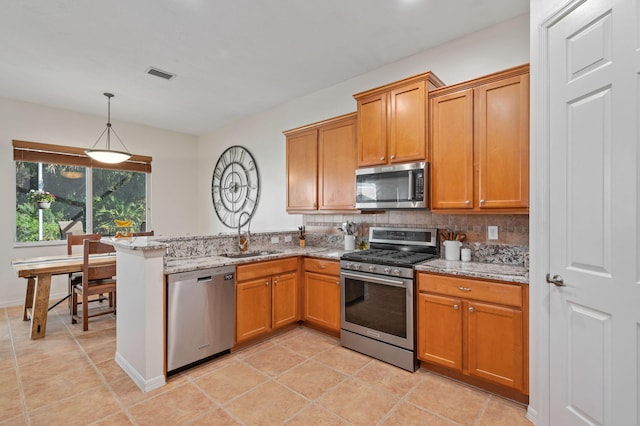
[357,92,388,167]
[476,73,529,209]
[286,129,318,211]
[467,301,523,390]
[417,293,462,370]
[304,271,340,331]
[389,81,426,163]
[272,272,298,329]
[318,117,357,210]
[430,89,474,210]
[236,278,271,343]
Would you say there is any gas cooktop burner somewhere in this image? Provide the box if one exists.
[341,249,436,267]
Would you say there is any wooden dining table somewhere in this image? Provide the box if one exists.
[11,252,116,340]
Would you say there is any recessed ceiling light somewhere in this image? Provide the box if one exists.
[145,67,176,80]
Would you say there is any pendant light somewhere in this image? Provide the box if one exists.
[85,92,131,164]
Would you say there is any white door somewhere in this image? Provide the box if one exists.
[547,0,639,424]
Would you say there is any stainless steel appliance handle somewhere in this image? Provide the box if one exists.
[407,170,414,201]
[341,271,407,288]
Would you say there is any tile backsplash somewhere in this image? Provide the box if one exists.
[303,211,529,246]
[304,211,529,267]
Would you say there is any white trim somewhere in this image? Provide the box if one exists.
[115,351,166,393]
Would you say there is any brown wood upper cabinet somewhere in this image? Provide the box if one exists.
[429,64,530,213]
[285,113,358,213]
[353,72,444,167]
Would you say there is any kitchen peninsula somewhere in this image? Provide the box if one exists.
[110,233,337,392]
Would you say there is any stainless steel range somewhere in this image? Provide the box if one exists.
[340,227,437,372]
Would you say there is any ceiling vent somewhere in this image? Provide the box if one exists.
[145,67,176,80]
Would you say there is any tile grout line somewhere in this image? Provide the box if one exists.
[473,392,492,426]
[3,307,31,426]
[54,309,139,425]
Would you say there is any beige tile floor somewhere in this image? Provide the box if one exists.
[0,303,533,425]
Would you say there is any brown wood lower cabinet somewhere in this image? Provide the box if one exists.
[417,272,528,402]
[302,258,340,333]
[235,258,299,344]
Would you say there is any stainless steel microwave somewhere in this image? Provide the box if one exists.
[355,162,428,209]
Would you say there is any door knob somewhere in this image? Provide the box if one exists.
[453,304,459,310]
[546,273,565,287]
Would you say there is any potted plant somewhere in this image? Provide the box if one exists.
[27,190,56,209]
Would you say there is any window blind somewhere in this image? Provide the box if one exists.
[12,140,152,173]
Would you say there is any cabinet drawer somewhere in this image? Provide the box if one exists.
[237,257,298,282]
[303,258,340,275]
[417,273,522,308]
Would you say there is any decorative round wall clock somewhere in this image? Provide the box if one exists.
[211,145,260,228]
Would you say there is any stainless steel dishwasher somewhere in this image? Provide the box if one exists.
[166,265,235,375]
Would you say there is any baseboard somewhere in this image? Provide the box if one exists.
[115,351,165,392]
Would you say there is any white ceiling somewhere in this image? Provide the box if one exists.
[0,0,529,136]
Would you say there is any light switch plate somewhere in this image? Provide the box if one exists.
[271,236,279,244]
[284,235,292,243]
[488,226,499,240]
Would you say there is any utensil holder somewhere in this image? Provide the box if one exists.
[344,235,356,251]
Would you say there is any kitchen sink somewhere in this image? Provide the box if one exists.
[220,250,282,259]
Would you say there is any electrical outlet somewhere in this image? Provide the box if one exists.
[271,236,279,244]
[488,226,499,240]
[284,235,292,243]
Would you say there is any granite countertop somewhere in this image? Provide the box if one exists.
[110,235,528,284]
[415,258,529,284]
[164,247,348,275]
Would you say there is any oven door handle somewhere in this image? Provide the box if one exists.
[341,271,407,288]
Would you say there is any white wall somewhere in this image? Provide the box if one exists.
[196,14,531,235]
[1,98,198,306]
[1,14,530,306]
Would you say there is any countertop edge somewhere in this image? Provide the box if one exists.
[164,248,348,275]
[415,259,529,284]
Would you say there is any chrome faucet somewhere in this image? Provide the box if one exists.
[238,212,251,251]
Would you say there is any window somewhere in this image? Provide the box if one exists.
[14,140,151,243]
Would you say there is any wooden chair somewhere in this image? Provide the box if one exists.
[72,240,116,331]
[131,230,154,236]
[60,233,102,313]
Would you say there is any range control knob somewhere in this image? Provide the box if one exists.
[368,265,376,272]
[345,262,353,269]
[392,269,401,276]
[354,263,362,270]
[384,267,391,274]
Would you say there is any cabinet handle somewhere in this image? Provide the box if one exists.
[265,281,269,286]
[319,264,326,269]
[469,307,475,313]
[335,281,340,285]
[390,155,395,160]
[453,304,459,310]
[465,200,470,205]
[274,279,278,285]
[380,156,385,161]
[457,286,472,292]
[479,199,485,204]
